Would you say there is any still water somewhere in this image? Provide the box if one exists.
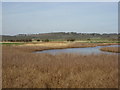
[35,45,120,55]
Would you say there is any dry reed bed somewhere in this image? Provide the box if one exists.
[19,42,119,52]
[100,47,120,53]
[2,43,118,88]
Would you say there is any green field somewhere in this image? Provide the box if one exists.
[0,43,24,45]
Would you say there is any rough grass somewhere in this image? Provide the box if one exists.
[21,42,118,48]
[100,47,120,53]
[0,43,24,45]
[2,43,118,88]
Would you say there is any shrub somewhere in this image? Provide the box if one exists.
[67,39,75,42]
[42,39,49,42]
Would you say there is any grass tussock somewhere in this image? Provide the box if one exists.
[2,43,118,88]
[100,47,120,53]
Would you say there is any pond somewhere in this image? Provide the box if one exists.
[35,45,120,55]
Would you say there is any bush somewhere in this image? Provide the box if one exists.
[87,39,91,41]
[37,39,40,42]
[42,39,49,42]
[67,39,75,42]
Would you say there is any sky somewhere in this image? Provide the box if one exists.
[2,2,118,35]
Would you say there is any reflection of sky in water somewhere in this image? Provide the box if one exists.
[36,45,120,55]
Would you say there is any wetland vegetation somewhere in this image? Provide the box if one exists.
[2,41,119,88]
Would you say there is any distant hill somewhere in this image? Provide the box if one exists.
[1,32,120,41]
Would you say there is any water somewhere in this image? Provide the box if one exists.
[35,45,120,55]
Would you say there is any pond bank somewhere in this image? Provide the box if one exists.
[19,42,119,53]
[35,45,120,55]
[100,47,120,53]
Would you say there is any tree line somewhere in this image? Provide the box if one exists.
[2,39,77,42]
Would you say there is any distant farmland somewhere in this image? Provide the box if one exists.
[1,32,120,42]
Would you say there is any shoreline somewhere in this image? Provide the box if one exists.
[10,42,119,53]
[100,47,120,53]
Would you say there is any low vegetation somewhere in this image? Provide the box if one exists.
[0,43,24,45]
[21,42,118,49]
[1,32,120,42]
[100,47,120,53]
[2,42,118,88]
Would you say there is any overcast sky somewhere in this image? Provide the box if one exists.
[2,2,118,35]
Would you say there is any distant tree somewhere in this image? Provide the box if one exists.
[37,39,40,42]
[29,39,32,42]
[24,39,32,42]
[8,40,14,42]
[42,39,49,42]
[87,38,91,41]
[16,40,19,42]
[3,40,7,42]
[70,32,77,34]
[67,39,75,42]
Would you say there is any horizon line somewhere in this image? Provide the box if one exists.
[1,32,119,36]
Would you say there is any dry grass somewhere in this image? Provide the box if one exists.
[100,47,120,53]
[21,42,118,49]
[19,42,118,52]
[2,42,118,88]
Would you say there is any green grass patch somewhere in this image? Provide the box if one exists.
[0,43,24,45]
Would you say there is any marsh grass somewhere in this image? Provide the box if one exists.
[100,47,120,53]
[2,42,118,88]
[0,43,24,45]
